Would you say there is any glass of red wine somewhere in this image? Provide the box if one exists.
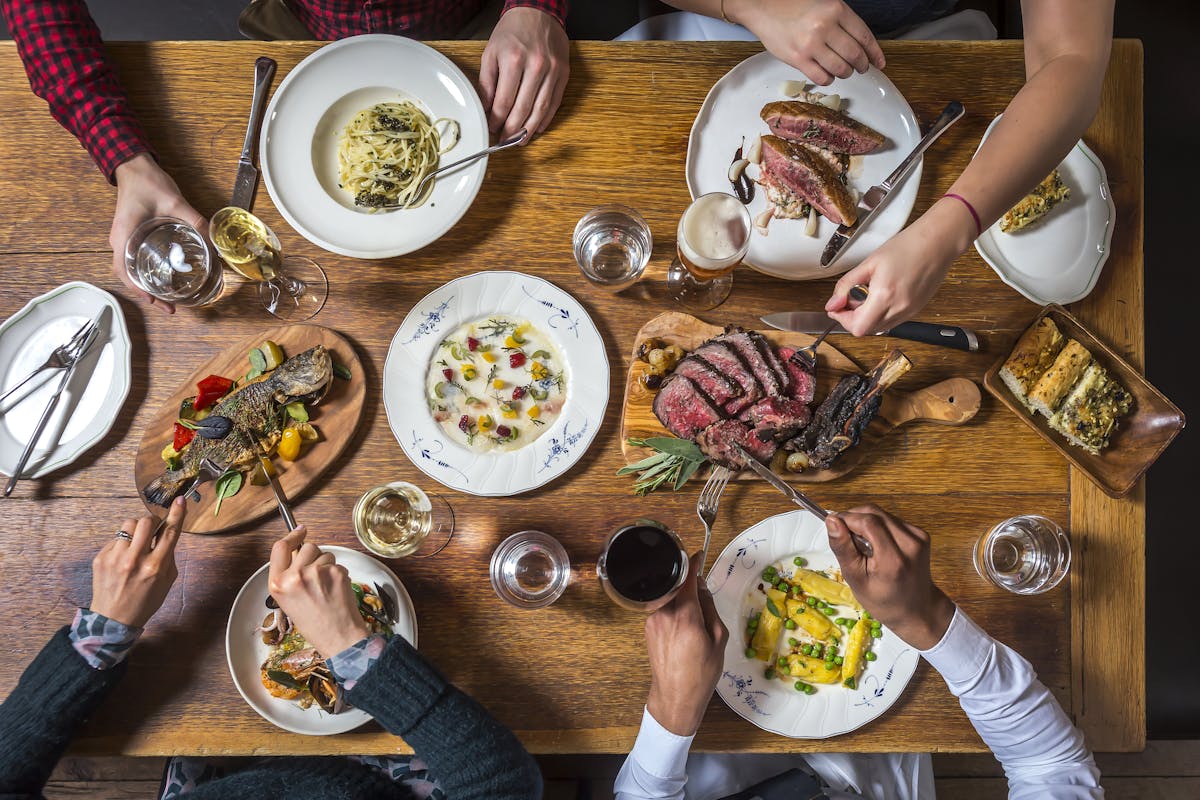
[597,519,689,612]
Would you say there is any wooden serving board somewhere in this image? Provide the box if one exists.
[134,324,366,534]
[620,312,981,481]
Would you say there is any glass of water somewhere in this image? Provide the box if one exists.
[353,481,454,558]
[974,514,1071,595]
[572,205,653,291]
[490,530,571,609]
[124,217,223,306]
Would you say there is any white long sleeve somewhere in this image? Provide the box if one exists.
[614,707,695,800]
[919,608,1102,799]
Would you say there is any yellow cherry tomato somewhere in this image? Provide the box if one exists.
[527,405,541,419]
[278,427,302,461]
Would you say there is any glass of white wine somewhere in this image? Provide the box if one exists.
[353,481,454,558]
[209,206,328,321]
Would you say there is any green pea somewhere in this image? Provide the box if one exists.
[765,667,776,680]
[847,619,858,629]
[747,618,759,629]
[775,580,789,592]
[871,628,882,639]
[777,656,788,668]
[794,681,805,691]
[824,661,836,672]
[804,684,816,695]
[784,618,798,630]
[806,596,817,607]
[834,656,844,666]
[744,647,756,659]
[761,568,775,581]
[793,556,807,566]
[865,651,877,661]
[826,644,838,654]
[835,617,847,626]
[802,645,813,656]
[862,610,872,620]
[788,637,800,647]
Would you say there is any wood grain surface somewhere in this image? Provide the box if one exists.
[619,311,980,480]
[0,39,1144,755]
[132,324,366,533]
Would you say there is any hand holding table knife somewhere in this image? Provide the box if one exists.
[761,310,979,351]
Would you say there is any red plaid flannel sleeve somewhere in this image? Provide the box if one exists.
[1,0,154,183]
[502,0,568,29]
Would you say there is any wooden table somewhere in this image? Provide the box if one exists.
[0,40,1144,755]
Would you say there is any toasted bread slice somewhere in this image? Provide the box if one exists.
[1050,363,1134,453]
[1001,169,1071,233]
[999,317,1065,409]
[1029,339,1092,417]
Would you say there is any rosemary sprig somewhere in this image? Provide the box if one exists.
[618,437,709,496]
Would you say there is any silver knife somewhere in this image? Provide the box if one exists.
[761,311,979,352]
[230,56,277,211]
[735,445,874,557]
[257,453,298,531]
[820,101,965,268]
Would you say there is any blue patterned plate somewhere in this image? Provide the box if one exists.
[383,271,609,496]
[708,510,919,738]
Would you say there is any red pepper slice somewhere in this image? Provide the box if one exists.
[173,422,196,451]
[194,374,234,410]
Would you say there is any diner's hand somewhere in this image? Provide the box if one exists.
[268,527,370,658]
[89,497,186,628]
[480,7,569,140]
[644,551,729,736]
[110,154,208,315]
[726,0,885,85]
[825,505,956,650]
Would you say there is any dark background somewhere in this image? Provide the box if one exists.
[2,0,1197,738]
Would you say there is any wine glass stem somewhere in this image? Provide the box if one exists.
[274,274,306,298]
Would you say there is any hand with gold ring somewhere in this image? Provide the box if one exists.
[90,497,187,628]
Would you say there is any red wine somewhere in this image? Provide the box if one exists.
[606,524,684,602]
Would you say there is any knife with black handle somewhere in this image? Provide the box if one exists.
[760,311,980,352]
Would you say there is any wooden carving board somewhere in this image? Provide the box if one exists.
[134,324,365,533]
[620,312,981,481]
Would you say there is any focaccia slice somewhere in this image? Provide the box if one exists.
[1050,363,1134,454]
[999,317,1065,409]
[1000,169,1071,233]
[1029,339,1092,417]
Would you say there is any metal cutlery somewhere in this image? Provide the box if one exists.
[253,437,297,531]
[820,101,965,268]
[149,456,227,540]
[761,311,979,352]
[4,318,101,496]
[0,318,98,408]
[382,127,529,209]
[230,56,277,211]
[787,284,868,370]
[696,466,732,577]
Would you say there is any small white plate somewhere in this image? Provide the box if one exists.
[383,271,608,497]
[686,52,922,280]
[973,115,1116,305]
[260,34,489,259]
[0,282,131,480]
[225,546,417,736]
[707,510,919,739]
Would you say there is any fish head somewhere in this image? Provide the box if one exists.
[271,344,333,406]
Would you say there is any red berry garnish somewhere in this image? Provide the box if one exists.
[509,352,526,369]
[458,415,471,433]
[442,368,454,381]
[511,385,527,400]
[466,337,480,351]
[496,425,511,438]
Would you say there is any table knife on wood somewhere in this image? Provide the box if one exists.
[230,56,277,211]
[760,311,979,352]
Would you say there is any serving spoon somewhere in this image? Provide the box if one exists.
[384,127,530,209]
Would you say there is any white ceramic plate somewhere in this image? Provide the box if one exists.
[686,52,922,280]
[707,510,918,738]
[384,271,608,497]
[0,282,131,480]
[225,546,417,736]
[973,115,1115,305]
[260,34,488,259]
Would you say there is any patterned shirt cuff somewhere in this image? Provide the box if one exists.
[70,608,142,670]
[502,0,568,29]
[327,634,388,691]
[85,114,156,185]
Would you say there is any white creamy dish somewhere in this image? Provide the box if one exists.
[427,316,567,452]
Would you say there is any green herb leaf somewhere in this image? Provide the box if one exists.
[675,457,703,489]
[766,597,784,618]
[285,402,309,423]
[266,669,306,690]
[213,469,244,517]
[248,347,267,373]
[616,452,671,475]
[333,362,352,381]
[639,436,706,461]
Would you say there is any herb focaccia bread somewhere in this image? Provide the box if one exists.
[1049,363,1134,454]
[1000,169,1072,233]
[1028,339,1092,417]
[999,317,1066,409]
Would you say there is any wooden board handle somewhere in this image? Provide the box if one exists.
[886,378,981,426]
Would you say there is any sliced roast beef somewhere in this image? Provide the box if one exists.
[693,342,761,414]
[652,375,725,440]
[674,357,743,408]
[760,101,886,155]
[714,330,788,398]
[739,397,812,441]
[777,347,817,404]
[696,419,778,469]
[760,136,859,227]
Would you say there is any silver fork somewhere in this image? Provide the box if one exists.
[381,128,529,209]
[697,466,732,578]
[149,456,227,541]
[787,284,869,371]
[0,318,98,407]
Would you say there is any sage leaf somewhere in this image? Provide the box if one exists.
[765,597,783,618]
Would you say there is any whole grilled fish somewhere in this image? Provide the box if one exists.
[143,345,333,507]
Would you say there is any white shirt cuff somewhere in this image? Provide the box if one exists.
[630,706,696,780]
[917,607,992,684]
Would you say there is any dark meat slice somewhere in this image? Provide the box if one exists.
[651,375,725,440]
[776,347,817,404]
[760,101,886,155]
[696,419,778,470]
[714,330,787,398]
[749,331,791,394]
[798,373,865,455]
[739,397,812,442]
[760,135,859,226]
[693,342,761,414]
[804,349,913,468]
[674,356,743,408]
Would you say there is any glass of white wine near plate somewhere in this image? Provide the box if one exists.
[353,481,454,558]
[667,192,753,311]
[208,207,328,321]
[973,514,1070,595]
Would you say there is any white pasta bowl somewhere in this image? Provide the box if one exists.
[260,35,489,259]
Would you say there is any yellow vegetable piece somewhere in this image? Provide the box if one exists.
[291,422,319,442]
[527,405,541,419]
[161,442,180,463]
[461,364,478,381]
[502,407,519,420]
[492,378,505,390]
[504,335,519,348]
[841,615,870,686]
[278,428,302,461]
[479,415,495,431]
[260,340,285,371]
[482,351,497,363]
[787,654,842,684]
[785,598,841,641]
[796,569,862,610]
[530,362,549,381]
[751,588,788,660]
[249,459,276,486]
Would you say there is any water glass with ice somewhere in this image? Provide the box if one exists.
[124,216,223,306]
[572,205,653,291]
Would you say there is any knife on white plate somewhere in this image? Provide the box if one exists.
[820,101,965,268]
[760,311,979,352]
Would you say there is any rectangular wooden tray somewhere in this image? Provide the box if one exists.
[982,304,1184,497]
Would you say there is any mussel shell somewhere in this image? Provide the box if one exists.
[308,672,344,714]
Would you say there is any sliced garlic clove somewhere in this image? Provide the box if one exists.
[780,80,809,98]
[727,158,750,183]
[746,136,762,164]
[805,206,819,237]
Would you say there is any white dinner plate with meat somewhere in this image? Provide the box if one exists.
[383,271,609,496]
[708,510,919,738]
[260,34,488,259]
[686,52,922,280]
[973,114,1116,305]
[225,546,416,736]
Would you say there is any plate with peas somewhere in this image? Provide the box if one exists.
[706,509,919,738]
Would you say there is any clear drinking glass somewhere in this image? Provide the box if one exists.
[209,206,328,321]
[353,481,454,558]
[572,205,653,291]
[666,192,752,311]
[597,519,689,612]
[974,514,1071,595]
[124,216,224,307]
[489,530,572,609]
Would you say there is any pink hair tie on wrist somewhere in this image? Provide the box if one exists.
[943,193,982,237]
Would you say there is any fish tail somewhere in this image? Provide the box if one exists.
[143,472,189,507]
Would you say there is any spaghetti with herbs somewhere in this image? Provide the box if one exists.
[337,100,459,211]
